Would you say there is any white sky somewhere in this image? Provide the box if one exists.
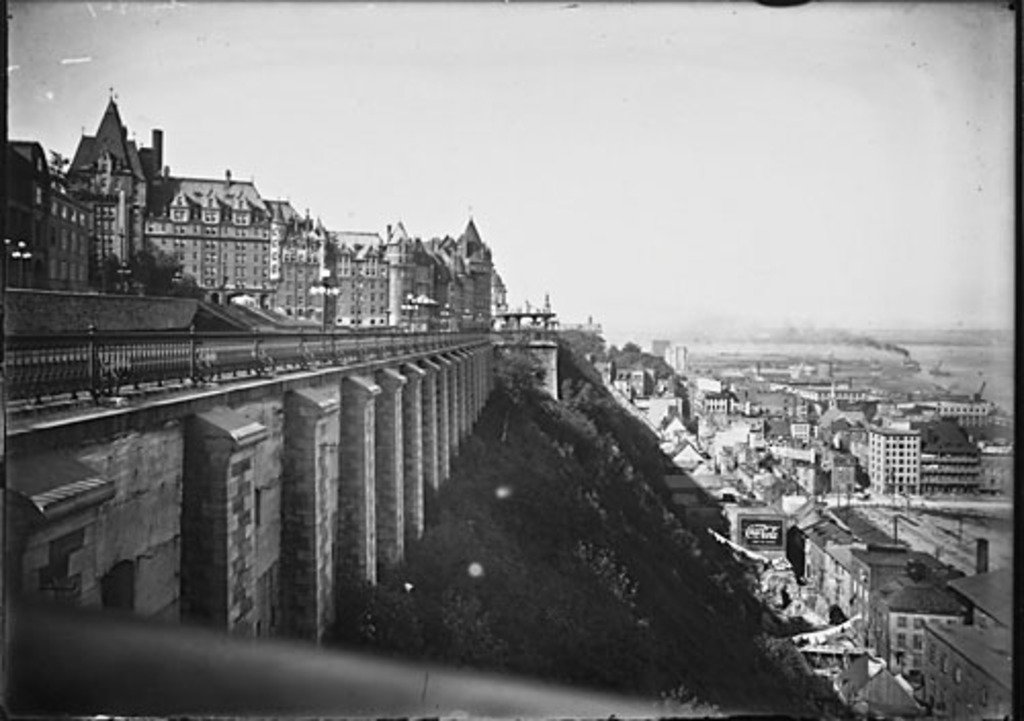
[8,2,1015,343]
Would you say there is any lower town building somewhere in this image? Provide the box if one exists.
[978,444,1013,496]
[869,578,966,678]
[934,396,994,428]
[915,420,981,495]
[868,425,921,496]
[920,622,1012,719]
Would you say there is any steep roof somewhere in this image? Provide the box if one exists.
[148,176,267,215]
[831,507,897,547]
[335,231,383,249]
[266,199,301,224]
[70,98,145,180]
[947,569,1013,628]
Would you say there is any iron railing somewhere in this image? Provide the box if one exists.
[4,327,487,404]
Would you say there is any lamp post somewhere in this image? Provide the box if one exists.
[400,293,417,333]
[6,239,33,288]
[314,267,340,332]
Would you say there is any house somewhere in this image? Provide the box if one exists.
[870,577,966,678]
[921,622,1012,719]
[836,654,923,718]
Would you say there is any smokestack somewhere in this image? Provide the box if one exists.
[151,129,163,175]
[976,538,989,574]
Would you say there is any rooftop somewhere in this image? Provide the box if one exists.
[831,507,897,547]
[947,568,1014,628]
[925,622,1013,691]
[878,579,966,616]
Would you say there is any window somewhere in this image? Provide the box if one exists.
[953,666,962,684]
[254,488,262,526]
[980,687,989,707]
[202,209,219,224]
[171,208,189,223]
[940,654,948,673]
[896,615,907,628]
[912,635,923,650]
[896,633,906,648]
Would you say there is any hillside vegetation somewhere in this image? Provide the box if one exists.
[330,343,836,716]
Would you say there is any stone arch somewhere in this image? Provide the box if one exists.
[101,559,136,611]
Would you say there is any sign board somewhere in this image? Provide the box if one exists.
[739,516,785,550]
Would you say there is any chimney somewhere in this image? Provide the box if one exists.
[163,166,170,178]
[151,129,163,174]
[976,538,989,574]
[225,169,232,185]
[387,224,392,241]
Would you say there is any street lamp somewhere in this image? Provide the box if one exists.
[312,267,340,332]
[6,239,33,288]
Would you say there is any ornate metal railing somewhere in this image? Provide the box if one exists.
[5,327,486,404]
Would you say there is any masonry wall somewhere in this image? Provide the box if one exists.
[374,368,406,570]
[282,388,340,642]
[17,426,184,621]
[230,398,284,637]
[401,363,425,546]
[339,376,379,586]
[9,340,493,647]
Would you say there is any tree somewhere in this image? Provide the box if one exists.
[128,242,203,297]
[48,151,70,190]
[89,252,123,293]
[560,329,606,359]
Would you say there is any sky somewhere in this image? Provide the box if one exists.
[8,1,1016,344]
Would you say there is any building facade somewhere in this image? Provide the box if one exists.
[916,420,981,495]
[333,232,390,328]
[934,397,993,428]
[921,623,1012,719]
[145,172,274,306]
[868,426,921,496]
[6,141,93,291]
[68,99,155,275]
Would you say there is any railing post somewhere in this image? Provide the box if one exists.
[87,324,100,402]
[188,323,198,383]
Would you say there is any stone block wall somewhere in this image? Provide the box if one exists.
[419,359,440,493]
[401,363,426,546]
[8,340,495,650]
[339,375,380,586]
[374,368,406,570]
[231,398,284,638]
[182,408,268,634]
[282,387,340,642]
[434,356,452,485]
[15,425,184,621]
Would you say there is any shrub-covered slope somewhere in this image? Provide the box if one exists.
[330,344,835,716]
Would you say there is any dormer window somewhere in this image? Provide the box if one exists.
[203,208,220,224]
[234,210,251,226]
[171,191,190,223]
